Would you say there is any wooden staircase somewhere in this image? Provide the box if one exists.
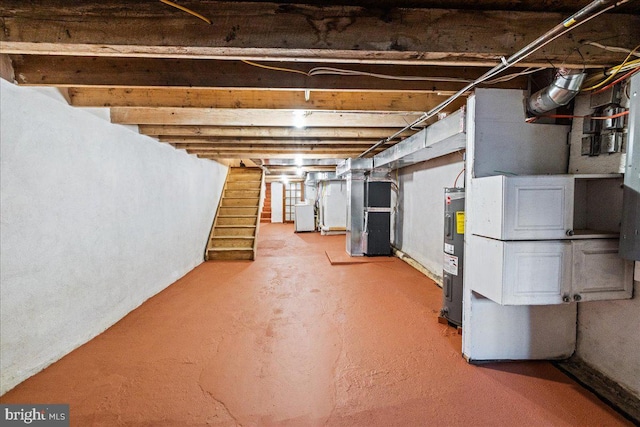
[206,167,264,261]
[260,182,272,223]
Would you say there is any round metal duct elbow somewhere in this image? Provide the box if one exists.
[527,69,587,115]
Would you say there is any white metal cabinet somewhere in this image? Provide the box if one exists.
[471,174,623,240]
[468,173,631,304]
[571,239,634,302]
[469,236,633,305]
[472,175,572,240]
[468,236,571,305]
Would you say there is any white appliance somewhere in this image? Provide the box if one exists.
[294,203,315,232]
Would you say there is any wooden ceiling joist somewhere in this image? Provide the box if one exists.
[182,145,385,152]
[10,55,526,93]
[1,2,637,67]
[111,108,424,127]
[3,1,637,165]
[139,125,414,139]
[162,138,386,145]
[171,144,392,154]
[195,152,370,159]
[67,87,462,112]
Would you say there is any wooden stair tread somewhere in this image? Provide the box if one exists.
[212,236,254,240]
[217,214,258,218]
[209,247,253,252]
[215,225,256,228]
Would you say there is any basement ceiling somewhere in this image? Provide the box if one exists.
[1,0,638,174]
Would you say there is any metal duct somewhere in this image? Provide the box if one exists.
[305,171,338,184]
[373,108,466,170]
[527,69,587,115]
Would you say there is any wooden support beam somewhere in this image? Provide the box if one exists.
[163,138,385,145]
[111,108,424,127]
[198,153,354,159]
[173,143,390,151]
[0,54,14,82]
[176,145,383,153]
[263,165,336,173]
[140,125,414,139]
[9,56,525,93]
[1,2,637,67]
[66,87,463,112]
[188,153,383,159]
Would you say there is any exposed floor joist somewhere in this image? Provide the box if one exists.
[111,108,425,127]
[2,0,637,164]
[165,139,387,146]
[1,2,637,67]
[10,56,528,93]
[66,87,465,112]
[139,126,415,139]
[196,152,371,159]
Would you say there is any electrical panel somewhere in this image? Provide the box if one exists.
[581,83,629,157]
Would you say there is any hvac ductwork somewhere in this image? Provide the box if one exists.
[527,69,587,115]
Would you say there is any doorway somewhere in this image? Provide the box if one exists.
[284,181,304,223]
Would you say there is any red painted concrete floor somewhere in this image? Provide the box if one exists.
[1,223,631,426]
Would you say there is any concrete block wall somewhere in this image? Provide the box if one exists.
[0,81,227,395]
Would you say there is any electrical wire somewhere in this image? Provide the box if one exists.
[241,60,476,83]
[159,0,211,24]
[581,44,640,91]
[583,41,640,57]
[309,67,472,83]
[582,59,640,88]
[241,60,308,76]
[241,60,551,85]
[483,67,547,84]
[590,67,640,95]
[453,168,465,188]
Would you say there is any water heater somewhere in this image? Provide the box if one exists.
[442,188,465,326]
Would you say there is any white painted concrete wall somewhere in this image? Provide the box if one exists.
[393,152,465,283]
[576,273,640,397]
[271,182,284,223]
[0,81,227,395]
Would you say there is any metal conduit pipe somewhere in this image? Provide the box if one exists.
[357,0,628,159]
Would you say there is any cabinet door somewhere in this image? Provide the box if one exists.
[503,176,573,240]
[571,240,634,302]
[471,175,573,240]
[468,236,571,305]
[503,241,572,305]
